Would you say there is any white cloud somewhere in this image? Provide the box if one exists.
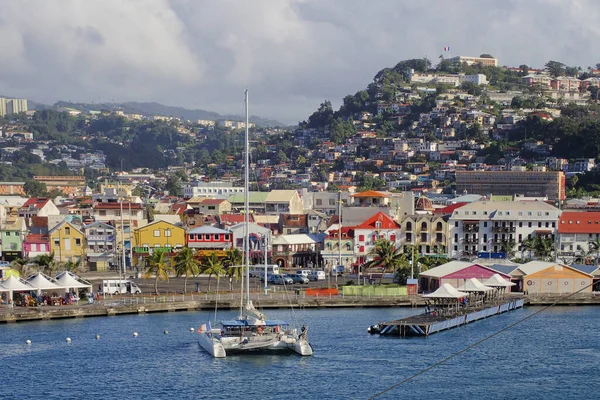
[1,0,600,124]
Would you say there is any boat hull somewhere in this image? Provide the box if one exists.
[198,333,226,358]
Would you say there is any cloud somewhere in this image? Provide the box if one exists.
[1,0,600,124]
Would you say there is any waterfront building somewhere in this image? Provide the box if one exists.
[556,212,600,262]
[83,221,116,272]
[447,201,561,259]
[133,221,185,258]
[455,170,566,201]
[418,260,512,292]
[272,233,322,269]
[48,220,86,263]
[321,227,355,272]
[399,214,448,256]
[22,234,50,259]
[0,217,27,261]
[186,225,232,258]
[354,212,402,265]
[518,261,593,294]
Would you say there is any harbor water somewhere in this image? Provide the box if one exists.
[1,306,599,399]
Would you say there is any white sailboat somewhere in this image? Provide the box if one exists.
[197,90,313,358]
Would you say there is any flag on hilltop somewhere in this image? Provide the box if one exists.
[443,46,450,52]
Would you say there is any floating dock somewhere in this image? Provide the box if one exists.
[372,298,525,337]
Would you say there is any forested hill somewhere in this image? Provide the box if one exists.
[50,101,284,127]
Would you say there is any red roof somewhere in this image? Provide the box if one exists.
[219,214,252,225]
[326,227,355,238]
[170,203,187,215]
[434,202,468,215]
[22,198,50,209]
[356,212,400,229]
[24,234,49,243]
[201,198,227,205]
[351,190,388,198]
[558,212,600,233]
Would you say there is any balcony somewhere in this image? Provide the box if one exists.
[464,225,479,233]
[492,226,516,233]
[463,237,478,244]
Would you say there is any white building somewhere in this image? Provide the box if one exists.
[448,201,561,259]
[557,211,600,262]
[183,181,245,199]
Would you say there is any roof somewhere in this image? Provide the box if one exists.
[21,198,50,209]
[200,198,228,205]
[517,261,558,275]
[355,212,400,230]
[434,202,468,215]
[420,261,485,279]
[451,200,560,220]
[272,234,316,245]
[422,283,469,298]
[351,190,389,198]
[228,192,269,204]
[218,214,252,225]
[55,271,92,289]
[489,264,520,275]
[570,264,599,275]
[458,278,493,292]
[558,211,600,233]
[23,234,49,243]
[187,226,230,234]
[265,190,299,203]
[483,274,516,287]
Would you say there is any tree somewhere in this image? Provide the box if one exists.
[174,248,200,293]
[545,60,566,77]
[63,257,83,273]
[146,251,174,295]
[500,238,516,260]
[479,53,494,59]
[33,252,58,275]
[303,101,334,128]
[565,66,581,78]
[363,239,409,284]
[588,238,600,266]
[223,248,244,292]
[201,253,225,292]
[165,175,183,196]
[519,64,529,75]
[23,180,48,197]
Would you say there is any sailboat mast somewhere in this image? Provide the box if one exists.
[244,89,251,306]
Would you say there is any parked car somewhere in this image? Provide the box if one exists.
[296,269,312,278]
[286,274,309,284]
[271,274,293,285]
[260,273,274,283]
[308,270,326,281]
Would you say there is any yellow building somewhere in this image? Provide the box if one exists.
[133,220,185,256]
[49,221,86,263]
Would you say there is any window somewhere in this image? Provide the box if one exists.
[316,199,323,206]
[454,222,458,227]
[115,210,121,217]
[359,235,365,242]
[375,221,382,229]
[483,222,488,227]
[215,234,220,241]
[552,222,555,228]
[165,229,172,237]
[224,234,230,241]
[153,230,160,237]
[329,199,336,206]
[189,234,195,240]
[75,238,81,246]
[519,222,523,228]
[99,210,106,216]
[538,222,542,228]
[54,239,59,246]
[65,227,70,235]
[528,222,532,228]
[421,222,427,230]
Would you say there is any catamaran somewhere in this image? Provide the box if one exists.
[197,90,313,358]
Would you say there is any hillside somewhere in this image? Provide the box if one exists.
[49,101,285,127]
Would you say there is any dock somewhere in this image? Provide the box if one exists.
[373,298,525,337]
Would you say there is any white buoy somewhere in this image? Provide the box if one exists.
[164,330,168,335]
[133,332,138,337]
[95,335,100,340]
[25,339,31,345]
[66,337,71,343]
[189,327,194,332]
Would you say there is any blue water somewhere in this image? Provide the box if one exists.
[1,306,599,399]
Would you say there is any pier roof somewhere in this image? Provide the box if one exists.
[419,261,476,278]
[422,283,469,298]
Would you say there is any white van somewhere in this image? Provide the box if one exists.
[296,269,312,278]
[308,270,326,281]
[254,265,280,278]
[101,279,142,295]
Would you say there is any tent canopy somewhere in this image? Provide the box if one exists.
[483,274,516,287]
[0,275,35,291]
[422,283,469,299]
[458,278,494,292]
[55,271,92,290]
[26,272,62,291]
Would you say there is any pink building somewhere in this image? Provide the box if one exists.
[22,234,51,258]
[419,261,512,292]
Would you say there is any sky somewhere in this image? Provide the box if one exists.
[1,0,600,124]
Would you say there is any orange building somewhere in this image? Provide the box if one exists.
[33,175,86,196]
[519,261,593,294]
[0,181,25,195]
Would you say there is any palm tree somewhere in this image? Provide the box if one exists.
[146,251,174,295]
[223,248,243,292]
[33,252,58,275]
[63,257,83,273]
[174,248,200,293]
[532,236,555,261]
[520,237,535,260]
[11,257,33,277]
[500,238,516,260]
[363,239,409,284]
[574,247,592,265]
[201,253,225,292]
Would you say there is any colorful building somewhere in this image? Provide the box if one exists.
[419,261,512,292]
[1,217,27,260]
[519,261,593,294]
[187,226,233,257]
[133,220,185,258]
[48,221,86,263]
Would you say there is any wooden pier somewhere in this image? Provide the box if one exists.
[373,298,525,337]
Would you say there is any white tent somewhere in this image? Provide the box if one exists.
[0,275,35,300]
[26,272,63,295]
[422,283,469,299]
[483,274,516,287]
[458,278,494,292]
[55,271,92,292]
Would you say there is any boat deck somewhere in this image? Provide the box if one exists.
[376,297,525,337]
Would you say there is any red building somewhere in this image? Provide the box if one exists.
[187,226,233,257]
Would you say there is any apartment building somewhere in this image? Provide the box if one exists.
[455,170,566,201]
[447,201,561,259]
[557,212,600,262]
[183,181,245,199]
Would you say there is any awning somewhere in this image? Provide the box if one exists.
[422,283,469,299]
[458,278,493,292]
[483,274,516,287]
